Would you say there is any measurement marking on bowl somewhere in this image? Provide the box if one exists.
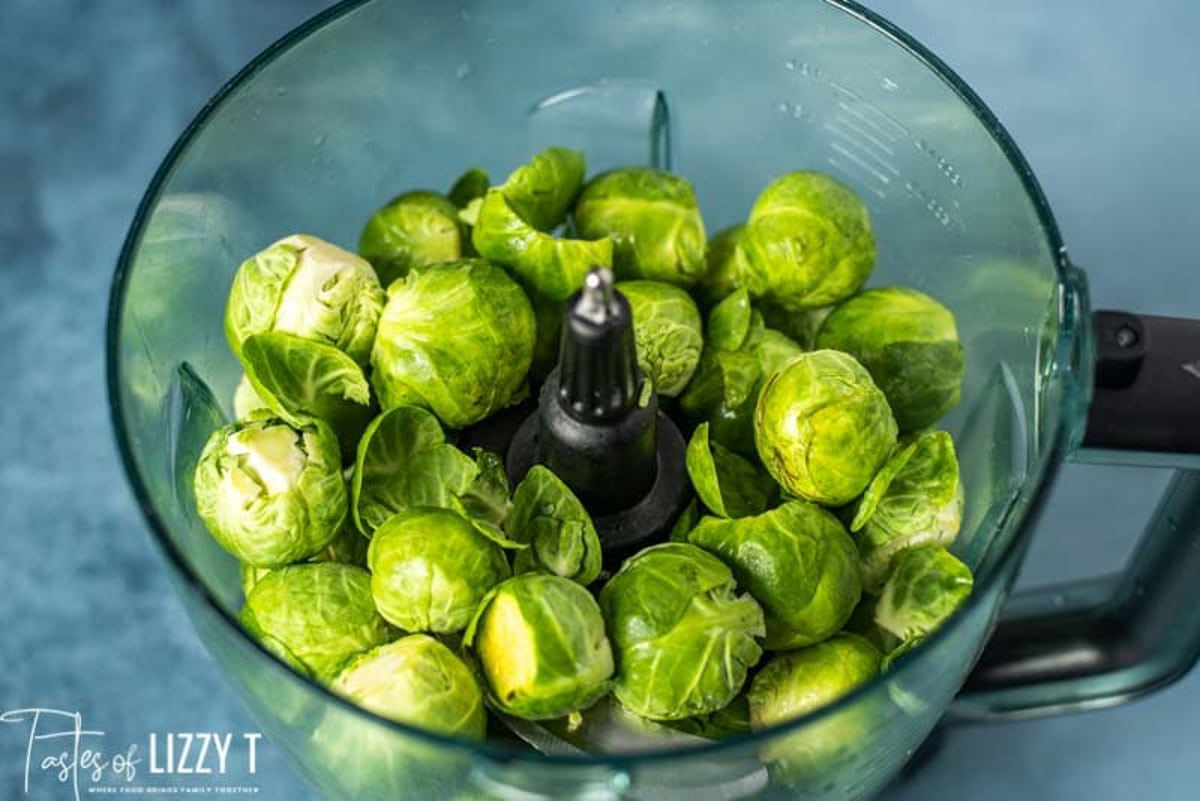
[836,100,899,143]
[824,121,900,176]
[827,113,895,156]
[915,138,964,188]
[829,141,894,187]
[828,156,887,200]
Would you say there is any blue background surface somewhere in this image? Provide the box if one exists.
[1,1,1197,799]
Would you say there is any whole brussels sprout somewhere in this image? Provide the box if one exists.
[367,507,511,633]
[241,523,368,598]
[331,634,485,738]
[599,543,764,721]
[506,466,602,585]
[240,563,395,681]
[747,634,881,786]
[874,546,973,644]
[684,422,777,519]
[851,431,963,592]
[754,350,897,506]
[616,280,703,396]
[193,416,345,567]
[239,331,373,462]
[574,168,707,285]
[472,190,613,303]
[225,234,384,366]
[680,308,805,457]
[358,191,465,286]
[688,501,861,649]
[739,172,875,311]
[370,260,535,428]
[466,573,614,720]
[747,634,881,729]
[816,287,964,431]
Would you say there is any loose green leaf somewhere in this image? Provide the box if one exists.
[874,546,973,644]
[498,147,586,231]
[506,466,602,585]
[707,289,752,351]
[685,422,776,518]
[448,167,490,210]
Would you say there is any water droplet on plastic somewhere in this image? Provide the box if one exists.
[312,134,327,146]
[881,77,898,91]
[456,62,472,81]
[776,101,789,113]
[785,59,797,71]
[791,103,805,119]
[1051,594,1066,608]
[274,87,288,97]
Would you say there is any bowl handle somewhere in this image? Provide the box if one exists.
[953,310,1200,720]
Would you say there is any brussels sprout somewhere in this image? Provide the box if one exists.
[747,635,881,783]
[616,280,703,396]
[530,295,566,380]
[706,289,752,351]
[851,431,963,592]
[239,332,373,461]
[241,523,369,598]
[759,302,834,351]
[351,405,475,536]
[448,167,490,210]
[748,633,880,727]
[233,374,269,421]
[194,416,345,567]
[875,546,972,646]
[358,191,465,286]
[466,573,613,720]
[458,448,514,530]
[368,507,510,633]
[666,694,752,740]
[370,260,536,428]
[816,287,964,431]
[240,563,395,681]
[688,501,861,649]
[739,172,875,311]
[680,313,804,456]
[599,543,764,721]
[574,168,706,285]
[668,498,701,543]
[754,350,897,506]
[472,190,613,303]
[506,466,602,585]
[498,147,585,232]
[699,225,753,306]
[684,422,777,519]
[225,234,383,366]
[331,634,486,738]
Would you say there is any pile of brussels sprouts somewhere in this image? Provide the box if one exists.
[194,147,972,749]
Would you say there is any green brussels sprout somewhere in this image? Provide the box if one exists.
[233,374,269,421]
[239,332,373,462]
[368,507,511,633]
[506,466,602,585]
[874,546,973,644]
[739,172,875,311]
[370,260,535,428]
[530,295,566,380]
[684,422,777,518]
[465,573,614,720]
[599,543,765,721]
[331,634,486,738]
[850,431,963,592]
[193,416,346,567]
[448,167,490,210]
[225,234,384,366]
[351,405,476,536]
[698,226,751,307]
[748,634,880,727]
[747,634,881,784]
[472,190,613,302]
[680,312,804,456]
[759,301,834,351]
[574,168,707,285]
[497,147,585,232]
[239,563,395,681]
[666,694,752,740]
[358,191,465,286]
[688,501,861,649]
[815,287,964,431]
[668,498,701,543]
[754,350,897,506]
[616,280,703,396]
[241,523,369,598]
[706,289,752,351]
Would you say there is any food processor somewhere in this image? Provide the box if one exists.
[107,0,1200,798]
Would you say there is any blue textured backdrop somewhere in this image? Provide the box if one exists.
[2,1,1198,799]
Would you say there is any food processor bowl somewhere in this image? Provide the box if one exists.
[107,1,1200,798]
